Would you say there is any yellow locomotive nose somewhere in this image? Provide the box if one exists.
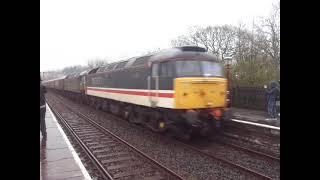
[200,90,206,96]
[174,77,227,109]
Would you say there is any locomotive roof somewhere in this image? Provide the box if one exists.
[66,72,81,79]
[150,46,220,63]
[42,76,67,83]
[86,46,220,75]
[79,69,90,76]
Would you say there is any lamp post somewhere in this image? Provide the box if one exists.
[224,57,232,107]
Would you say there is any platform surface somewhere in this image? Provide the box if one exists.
[231,107,280,128]
[40,104,92,180]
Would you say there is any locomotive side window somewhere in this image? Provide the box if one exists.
[152,63,159,77]
[160,61,173,77]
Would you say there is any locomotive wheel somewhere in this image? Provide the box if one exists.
[200,126,212,137]
[94,99,100,110]
[110,103,119,116]
[82,96,87,105]
[168,124,191,141]
[145,118,160,132]
[199,120,214,137]
[98,99,103,110]
[148,119,167,133]
[102,101,110,113]
[129,110,141,124]
[118,104,129,120]
[84,97,88,105]
[123,110,130,120]
[89,98,94,107]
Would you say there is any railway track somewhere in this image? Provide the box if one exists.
[182,136,279,179]
[48,98,183,180]
[173,139,274,180]
[216,131,280,158]
[48,92,279,179]
[214,139,280,162]
[223,121,280,143]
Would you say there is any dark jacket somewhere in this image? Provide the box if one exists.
[40,84,47,106]
[266,81,280,102]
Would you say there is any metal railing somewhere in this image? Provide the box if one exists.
[230,87,267,111]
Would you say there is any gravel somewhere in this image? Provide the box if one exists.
[47,92,279,180]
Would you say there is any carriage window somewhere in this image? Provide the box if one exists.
[152,63,159,77]
[160,61,173,77]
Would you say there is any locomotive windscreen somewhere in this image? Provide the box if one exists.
[175,60,224,77]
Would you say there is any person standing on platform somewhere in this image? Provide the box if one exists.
[264,81,280,120]
[40,76,47,138]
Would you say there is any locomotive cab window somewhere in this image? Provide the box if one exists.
[160,61,173,77]
[151,63,159,77]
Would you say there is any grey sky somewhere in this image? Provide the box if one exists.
[40,0,277,72]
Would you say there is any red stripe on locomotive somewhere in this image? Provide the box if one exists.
[86,87,174,98]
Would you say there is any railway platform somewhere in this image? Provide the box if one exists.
[230,107,280,127]
[40,104,92,180]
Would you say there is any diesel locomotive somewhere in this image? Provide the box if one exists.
[43,46,230,139]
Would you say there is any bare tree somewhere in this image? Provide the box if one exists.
[144,48,162,55]
[233,23,258,62]
[171,35,196,47]
[61,65,87,75]
[42,58,107,81]
[172,25,237,63]
[254,1,280,66]
[42,71,61,81]
[170,6,280,86]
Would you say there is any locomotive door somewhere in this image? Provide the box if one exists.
[148,63,159,107]
[80,76,86,93]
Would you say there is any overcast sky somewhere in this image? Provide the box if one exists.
[40,0,277,72]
